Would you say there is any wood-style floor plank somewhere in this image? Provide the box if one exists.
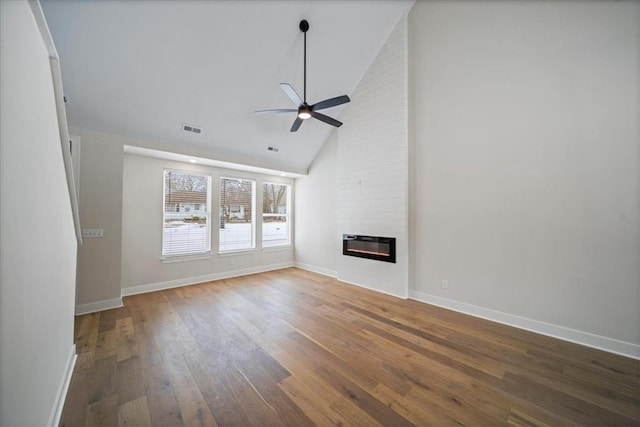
[86,394,119,427]
[118,395,152,426]
[60,268,640,426]
[159,342,218,427]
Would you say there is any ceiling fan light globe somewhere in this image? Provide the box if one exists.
[298,110,312,120]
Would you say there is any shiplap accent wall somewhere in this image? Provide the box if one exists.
[336,15,409,298]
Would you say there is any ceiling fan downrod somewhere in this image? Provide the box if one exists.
[300,19,309,103]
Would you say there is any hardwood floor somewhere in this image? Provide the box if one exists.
[61,268,640,426]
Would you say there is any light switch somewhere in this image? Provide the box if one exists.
[82,229,103,238]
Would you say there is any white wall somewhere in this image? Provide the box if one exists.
[336,14,409,297]
[72,127,124,313]
[121,153,294,293]
[294,131,339,277]
[0,1,77,424]
[409,1,639,353]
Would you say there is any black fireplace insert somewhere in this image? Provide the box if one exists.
[342,234,396,263]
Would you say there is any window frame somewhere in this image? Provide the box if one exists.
[161,169,212,260]
[261,181,291,248]
[218,176,256,253]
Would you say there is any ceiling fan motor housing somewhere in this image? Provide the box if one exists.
[298,104,312,120]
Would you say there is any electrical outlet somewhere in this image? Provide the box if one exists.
[441,280,449,289]
[82,229,104,238]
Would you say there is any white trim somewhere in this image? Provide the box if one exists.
[48,344,77,427]
[294,262,337,278]
[29,1,83,245]
[121,262,295,296]
[50,56,82,245]
[261,244,293,253]
[75,297,123,316]
[28,0,58,58]
[160,252,212,263]
[409,290,640,360]
[69,135,81,206]
[339,277,408,300]
[218,249,257,257]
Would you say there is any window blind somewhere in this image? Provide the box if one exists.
[262,182,290,247]
[163,170,211,256]
[219,177,255,251]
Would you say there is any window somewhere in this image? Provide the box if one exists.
[162,170,211,257]
[219,177,255,251]
[262,182,290,247]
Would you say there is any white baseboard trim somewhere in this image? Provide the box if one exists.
[121,262,295,297]
[48,344,77,427]
[409,290,640,360]
[75,297,123,315]
[338,277,408,300]
[294,262,337,278]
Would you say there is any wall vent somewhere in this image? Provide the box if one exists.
[267,146,279,152]
[182,123,202,134]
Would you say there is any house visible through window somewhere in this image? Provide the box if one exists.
[262,182,290,247]
[219,177,255,252]
[163,170,211,257]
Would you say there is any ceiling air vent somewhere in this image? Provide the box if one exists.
[267,146,279,152]
[182,123,202,134]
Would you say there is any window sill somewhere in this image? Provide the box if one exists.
[160,252,212,263]
[262,245,293,253]
[218,249,257,257]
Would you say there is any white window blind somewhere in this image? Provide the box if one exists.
[163,170,211,257]
[262,182,290,247]
[219,177,255,252]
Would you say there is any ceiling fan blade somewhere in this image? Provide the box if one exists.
[290,117,304,132]
[312,95,350,111]
[280,83,304,106]
[255,109,297,115]
[311,111,343,128]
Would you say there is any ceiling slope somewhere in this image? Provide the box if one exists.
[42,0,414,174]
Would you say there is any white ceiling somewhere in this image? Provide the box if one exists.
[41,0,413,175]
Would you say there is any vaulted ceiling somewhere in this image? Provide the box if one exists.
[42,0,413,175]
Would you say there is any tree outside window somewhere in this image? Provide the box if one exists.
[262,182,290,247]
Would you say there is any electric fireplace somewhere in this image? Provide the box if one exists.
[342,234,396,263]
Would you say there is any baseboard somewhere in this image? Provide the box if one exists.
[293,264,409,299]
[338,277,408,300]
[75,297,123,315]
[121,262,295,296]
[294,262,337,278]
[409,290,640,360]
[48,344,77,427]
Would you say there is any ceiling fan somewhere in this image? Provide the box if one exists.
[255,19,351,132]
